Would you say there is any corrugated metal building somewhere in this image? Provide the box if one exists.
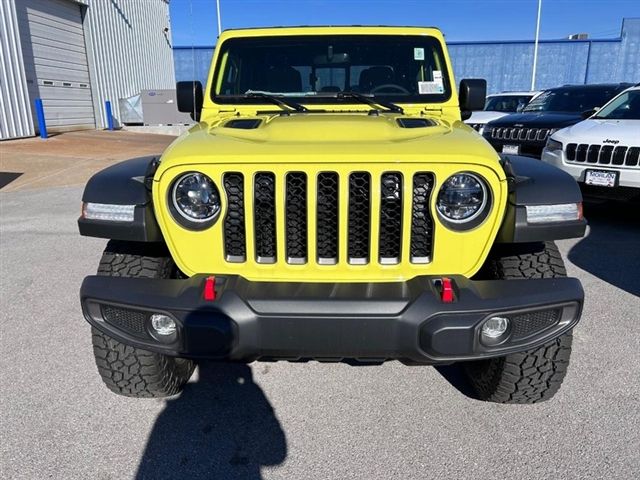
[0,0,175,140]
[173,17,640,95]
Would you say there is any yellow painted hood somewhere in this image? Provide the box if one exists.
[157,113,503,175]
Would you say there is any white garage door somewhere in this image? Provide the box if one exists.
[17,0,95,132]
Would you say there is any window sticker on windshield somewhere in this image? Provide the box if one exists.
[419,81,444,94]
[433,70,443,81]
[414,48,425,60]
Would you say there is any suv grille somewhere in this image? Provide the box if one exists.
[565,143,640,168]
[491,127,551,142]
[222,171,435,266]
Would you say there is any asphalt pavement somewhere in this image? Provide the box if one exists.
[1,186,639,480]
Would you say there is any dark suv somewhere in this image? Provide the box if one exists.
[483,83,632,158]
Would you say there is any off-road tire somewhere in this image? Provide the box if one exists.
[91,240,195,398]
[464,241,574,404]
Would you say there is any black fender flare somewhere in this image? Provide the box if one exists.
[78,156,164,242]
[496,155,587,243]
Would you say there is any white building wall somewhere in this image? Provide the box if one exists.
[0,0,34,140]
[82,0,175,128]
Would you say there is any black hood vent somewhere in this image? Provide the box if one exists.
[396,118,436,129]
[224,119,262,129]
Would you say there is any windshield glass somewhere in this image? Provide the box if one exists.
[594,90,640,120]
[212,35,451,105]
[484,95,533,112]
[523,87,623,113]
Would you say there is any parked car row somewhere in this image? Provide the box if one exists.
[467,83,639,201]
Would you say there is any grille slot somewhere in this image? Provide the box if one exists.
[285,172,308,264]
[348,172,371,264]
[565,143,640,168]
[223,173,247,262]
[254,173,277,263]
[316,172,339,264]
[101,306,147,338]
[410,173,435,264]
[510,309,561,340]
[379,173,403,264]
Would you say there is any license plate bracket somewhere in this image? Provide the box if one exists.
[502,144,520,155]
[584,169,618,188]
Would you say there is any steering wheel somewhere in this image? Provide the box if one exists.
[370,84,410,94]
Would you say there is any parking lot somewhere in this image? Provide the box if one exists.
[1,133,639,479]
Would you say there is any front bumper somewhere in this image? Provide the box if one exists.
[543,149,640,190]
[80,274,583,364]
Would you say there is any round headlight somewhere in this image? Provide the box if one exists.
[436,173,488,225]
[171,172,221,225]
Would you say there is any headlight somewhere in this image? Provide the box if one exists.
[436,173,490,228]
[545,138,563,153]
[170,172,221,227]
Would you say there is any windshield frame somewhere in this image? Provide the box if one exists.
[210,34,453,107]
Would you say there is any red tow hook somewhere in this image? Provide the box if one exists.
[203,275,216,301]
[440,277,454,303]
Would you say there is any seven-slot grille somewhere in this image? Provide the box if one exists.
[491,127,551,142]
[222,171,435,266]
[565,143,640,168]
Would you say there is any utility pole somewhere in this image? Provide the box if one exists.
[531,0,542,90]
[216,0,222,36]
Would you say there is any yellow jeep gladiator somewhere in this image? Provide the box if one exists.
[79,26,586,403]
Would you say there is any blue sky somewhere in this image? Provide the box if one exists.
[170,0,640,46]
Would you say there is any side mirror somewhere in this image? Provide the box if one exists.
[581,107,599,119]
[459,79,487,121]
[177,81,203,121]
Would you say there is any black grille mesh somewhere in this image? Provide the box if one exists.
[101,306,147,338]
[410,173,435,262]
[348,172,371,262]
[511,309,561,340]
[254,173,277,262]
[223,173,246,261]
[286,172,308,262]
[316,172,339,261]
[379,173,403,261]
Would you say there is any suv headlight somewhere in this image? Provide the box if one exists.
[170,172,221,228]
[545,138,563,153]
[436,173,491,229]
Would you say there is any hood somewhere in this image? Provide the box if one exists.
[158,113,501,170]
[488,112,582,128]
[465,111,509,124]
[553,118,640,146]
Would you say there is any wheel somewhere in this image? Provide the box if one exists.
[91,241,195,398]
[463,241,574,403]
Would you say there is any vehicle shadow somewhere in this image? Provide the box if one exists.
[136,362,287,480]
[569,200,640,297]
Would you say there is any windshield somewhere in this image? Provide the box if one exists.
[594,90,640,120]
[523,87,623,113]
[212,35,451,105]
[484,95,533,112]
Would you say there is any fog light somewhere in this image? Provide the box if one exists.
[150,314,176,336]
[482,316,509,339]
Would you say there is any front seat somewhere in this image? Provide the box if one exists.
[359,66,394,93]
[265,66,302,93]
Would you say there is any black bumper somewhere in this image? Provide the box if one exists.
[80,275,583,364]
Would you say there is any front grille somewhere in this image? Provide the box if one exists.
[566,143,640,168]
[491,126,550,142]
[510,309,561,340]
[101,306,147,338]
[221,170,436,267]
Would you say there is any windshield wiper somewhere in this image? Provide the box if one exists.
[336,91,404,114]
[245,91,308,113]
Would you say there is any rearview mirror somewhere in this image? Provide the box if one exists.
[177,81,203,121]
[459,79,487,121]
